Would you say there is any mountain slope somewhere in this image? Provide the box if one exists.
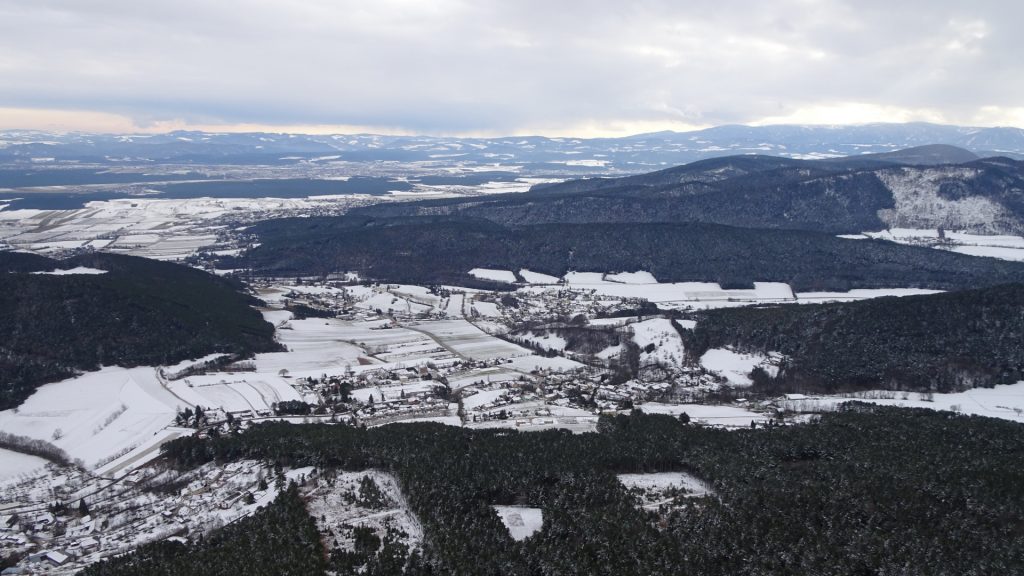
[353,154,1024,234]
[0,252,281,410]
[846,144,980,165]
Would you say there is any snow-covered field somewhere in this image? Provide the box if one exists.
[605,271,659,284]
[795,287,942,303]
[630,318,686,367]
[409,319,530,361]
[854,228,1024,262]
[636,402,770,427]
[0,195,375,261]
[516,331,568,351]
[0,448,48,484]
[699,349,782,386]
[446,367,522,390]
[519,269,560,284]
[469,268,517,283]
[779,381,1024,424]
[492,506,544,540]
[462,388,512,410]
[471,300,501,317]
[521,274,797,309]
[0,367,185,469]
[166,375,302,414]
[350,382,438,404]
[947,245,1024,261]
[253,316,375,376]
[506,355,584,372]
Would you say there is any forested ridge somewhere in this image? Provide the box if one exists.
[352,153,1024,233]
[144,406,1024,575]
[225,215,1024,291]
[685,283,1024,394]
[0,251,281,410]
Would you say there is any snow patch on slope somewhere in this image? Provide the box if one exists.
[877,167,1019,233]
[700,348,782,386]
[469,268,516,283]
[31,266,107,275]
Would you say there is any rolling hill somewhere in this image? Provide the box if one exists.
[0,252,281,410]
[685,283,1024,393]
[224,215,1024,290]
[353,152,1024,235]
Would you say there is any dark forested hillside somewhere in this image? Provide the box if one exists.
[156,406,1024,575]
[226,215,1024,291]
[685,283,1024,393]
[0,252,281,410]
[0,251,62,273]
[352,153,1024,234]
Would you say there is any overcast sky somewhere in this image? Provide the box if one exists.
[1,0,1022,136]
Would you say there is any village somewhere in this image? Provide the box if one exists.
[0,271,798,574]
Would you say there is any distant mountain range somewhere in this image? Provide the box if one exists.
[352,146,1024,235]
[1,122,1023,170]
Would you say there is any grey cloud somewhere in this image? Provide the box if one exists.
[0,0,1021,133]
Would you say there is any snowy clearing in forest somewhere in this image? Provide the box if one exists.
[945,245,1024,261]
[515,331,568,351]
[305,470,423,557]
[636,403,769,427]
[469,268,517,283]
[519,269,560,284]
[780,381,1024,424]
[493,506,544,541]
[700,348,782,386]
[618,472,714,498]
[858,228,1024,262]
[605,271,659,284]
[795,288,942,303]
[30,266,107,275]
[630,319,686,366]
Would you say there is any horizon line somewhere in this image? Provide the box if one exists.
[2,120,1023,141]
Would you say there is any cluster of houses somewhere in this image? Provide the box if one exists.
[0,461,276,574]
